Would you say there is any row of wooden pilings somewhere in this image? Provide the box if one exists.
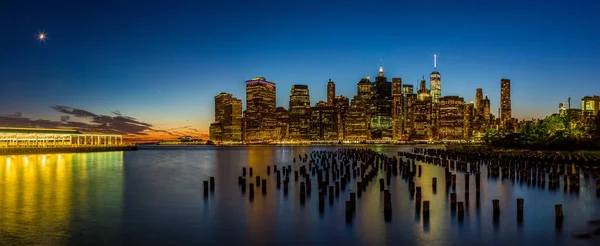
[404,148,600,196]
[226,148,571,228]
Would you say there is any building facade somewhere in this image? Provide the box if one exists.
[370,66,393,139]
[475,88,483,115]
[327,79,335,105]
[430,71,441,104]
[345,96,369,141]
[500,78,512,129]
[212,93,242,142]
[438,96,465,140]
[333,96,349,140]
[245,77,278,142]
[289,84,311,140]
[310,102,338,140]
[392,77,403,140]
[582,95,600,117]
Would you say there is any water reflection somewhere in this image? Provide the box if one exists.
[0,152,124,245]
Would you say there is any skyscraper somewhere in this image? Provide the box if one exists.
[212,93,242,142]
[327,79,335,105]
[289,84,311,140]
[475,88,483,115]
[438,96,465,140]
[345,96,369,141]
[245,77,277,142]
[417,78,430,101]
[430,71,441,104]
[310,101,338,140]
[371,65,393,139]
[412,80,433,140]
[333,96,349,140]
[500,78,512,128]
[392,77,403,140]
[482,95,491,122]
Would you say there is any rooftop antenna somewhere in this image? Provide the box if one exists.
[568,97,571,109]
[434,53,437,70]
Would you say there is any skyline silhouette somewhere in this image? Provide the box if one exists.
[1,0,599,140]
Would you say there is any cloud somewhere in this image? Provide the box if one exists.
[1,112,22,118]
[0,105,207,141]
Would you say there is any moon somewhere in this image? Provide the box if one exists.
[37,31,47,43]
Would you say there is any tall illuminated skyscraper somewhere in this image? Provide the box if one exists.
[392,77,403,140]
[333,96,349,140]
[482,95,491,122]
[438,96,465,140]
[430,54,441,104]
[289,84,311,140]
[211,92,242,142]
[475,88,483,115]
[327,79,335,105]
[500,78,511,128]
[245,77,277,141]
[371,65,393,139]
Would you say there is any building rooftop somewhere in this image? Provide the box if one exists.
[0,127,82,135]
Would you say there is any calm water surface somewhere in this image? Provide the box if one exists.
[1,145,599,245]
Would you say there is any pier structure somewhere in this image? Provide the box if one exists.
[0,127,123,147]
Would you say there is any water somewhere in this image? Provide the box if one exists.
[0,145,599,245]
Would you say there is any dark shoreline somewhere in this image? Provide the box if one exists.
[0,145,138,156]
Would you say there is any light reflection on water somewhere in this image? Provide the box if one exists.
[0,146,599,245]
[0,152,123,245]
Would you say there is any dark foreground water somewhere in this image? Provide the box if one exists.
[1,145,599,246]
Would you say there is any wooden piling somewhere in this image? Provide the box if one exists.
[493,199,500,216]
[249,183,254,199]
[242,167,246,176]
[450,193,457,212]
[256,176,260,187]
[432,177,437,191]
[517,198,524,222]
[249,167,253,177]
[423,200,430,218]
[458,202,465,220]
[380,178,385,191]
[555,204,563,228]
[203,181,209,196]
[350,192,356,210]
[262,179,267,194]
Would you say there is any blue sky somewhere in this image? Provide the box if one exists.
[1,0,599,137]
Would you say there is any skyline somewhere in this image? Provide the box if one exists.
[1,0,599,140]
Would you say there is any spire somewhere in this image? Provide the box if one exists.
[434,53,437,71]
[378,59,384,77]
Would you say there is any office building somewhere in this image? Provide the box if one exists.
[275,107,289,139]
[212,93,242,142]
[289,84,311,140]
[482,95,491,122]
[403,93,417,139]
[371,66,393,139]
[345,96,370,141]
[438,96,465,140]
[392,77,403,140]
[475,88,483,115]
[582,95,600,117]
[500,78,512,128]
[430,71,441,104]
[310,101,338,140]
[245,77,278,141]
[333,96,349,140]
[327,79,335,105]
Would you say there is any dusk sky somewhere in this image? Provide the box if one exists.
[1,0,599,140]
